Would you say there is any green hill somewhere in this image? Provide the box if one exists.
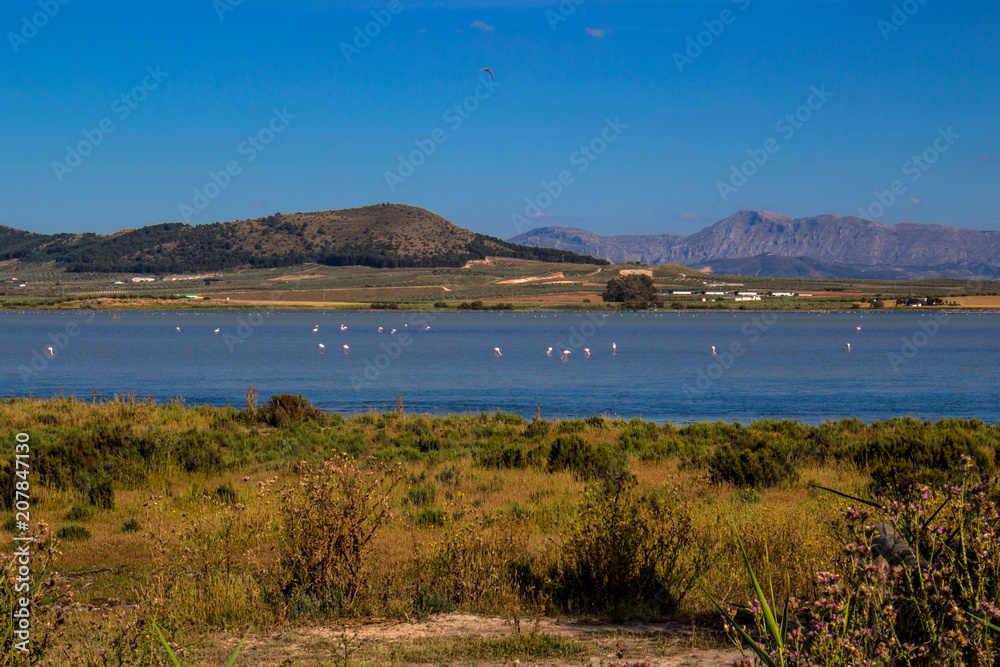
[0,204,607,273]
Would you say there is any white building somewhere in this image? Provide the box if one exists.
[131,277,155,283]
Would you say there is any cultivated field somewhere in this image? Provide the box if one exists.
[3,258,998,312]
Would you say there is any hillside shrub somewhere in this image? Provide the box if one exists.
[278,455,405,613]
[708,440,799,489]
[547,435,626,481]
[256,394,324,427]
[556,476,705,615]
[56,524,92,541]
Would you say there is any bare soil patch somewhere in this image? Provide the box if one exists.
[201,613,741,666]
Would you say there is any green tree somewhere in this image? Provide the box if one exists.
[602,274,659,308]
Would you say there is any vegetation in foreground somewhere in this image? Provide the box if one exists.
[1,394,999,665]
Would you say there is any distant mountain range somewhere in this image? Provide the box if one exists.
[0,204,606,273]
[509,210,1000,279]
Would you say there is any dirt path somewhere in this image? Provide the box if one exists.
[207,613,743,666]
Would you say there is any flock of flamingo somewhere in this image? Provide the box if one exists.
[115,320,862,361]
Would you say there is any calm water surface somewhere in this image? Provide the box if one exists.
[2,310,998,424]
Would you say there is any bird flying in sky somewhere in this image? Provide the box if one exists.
[481,68,494,80]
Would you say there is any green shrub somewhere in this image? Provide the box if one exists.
[436,465,461,487]
[88,475,115,509]
[121,518,142,533]
[585,415,611,430]
[477,443,532,470]
[256,394,324,427]
[213,481,238,504]
[557,419,586,435]
[556,477,704,615]
[415,507,447,527]
[523,419,551,440]
[65,503,96,521]
[408,481,437,507]
[56,524,92,541]
[707,441,799,489]
[277,456,405,613]
[414,586,454,615]
[1,516,16,532]
[547,436,626,481]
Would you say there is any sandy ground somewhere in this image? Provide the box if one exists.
[495,273,566,285]
[203,613,743,666]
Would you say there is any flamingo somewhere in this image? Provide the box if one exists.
[425,326,431,331]
[390,329,397,334]
[856,326,861,331]
[312,326,319,333]
[561,350,570,361]
[612,342,617,354]
[342,345,349,352]
[175,327,180,332]
[546,347,553,357]
[583,348,591,358]
[846,343,851,352]
[493,347,502,357]
[317,343,325,349]
[213,328,220,334]
[378,327,384,333]
[45,346,54,356]
[711,345,717,356]
[340,324,347,331]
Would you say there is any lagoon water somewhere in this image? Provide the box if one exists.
[2,310,998,424]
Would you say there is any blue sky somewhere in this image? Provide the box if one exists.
[1,0,997,238]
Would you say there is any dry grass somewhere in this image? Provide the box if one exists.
[0,398,975,665]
